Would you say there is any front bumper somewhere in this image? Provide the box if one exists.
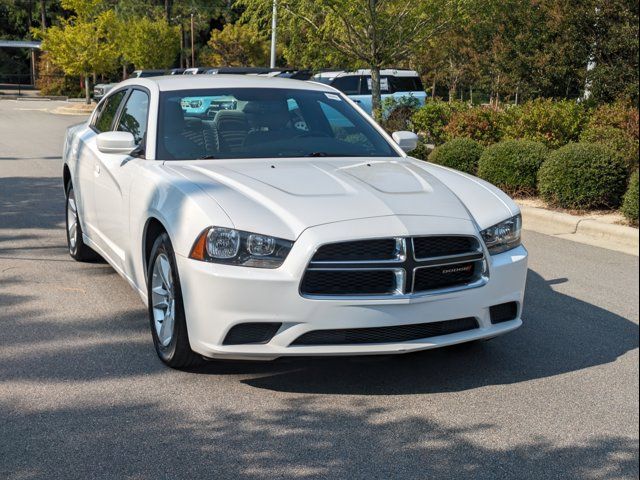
[176,216,528,360]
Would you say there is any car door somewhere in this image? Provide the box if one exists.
[74,90,127,245]
[93,88,150,273]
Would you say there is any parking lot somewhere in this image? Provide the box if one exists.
[0,99,638,479]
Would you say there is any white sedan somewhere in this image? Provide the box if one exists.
[63,75,528,368]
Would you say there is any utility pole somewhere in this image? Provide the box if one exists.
[270,0,277,68]
[190,13,195,68]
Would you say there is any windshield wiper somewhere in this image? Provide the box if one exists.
[198,155,217,159]
[305,152,360,157]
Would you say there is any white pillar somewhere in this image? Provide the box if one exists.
[270,0,277,68]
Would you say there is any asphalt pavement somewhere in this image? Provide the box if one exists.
[0,100,638,479]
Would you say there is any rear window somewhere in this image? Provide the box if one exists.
[390,76,424,92]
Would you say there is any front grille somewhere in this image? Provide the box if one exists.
[300,270,398,296]
[413,262,477,292]
[313,239,399,261]
[291,317,479,345]
[413,236,477,259]
[300,235,485,297]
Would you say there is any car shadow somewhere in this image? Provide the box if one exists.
[0,176,63,230]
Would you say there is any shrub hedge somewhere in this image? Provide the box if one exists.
[537,142,628,209]
[504,99,588,148]
[586,101,639,141]
[428,138,484,174]
[621,170,639,225]
[411,100,468,145]
[443,107,505,145]
[580,125,639,171]
[477,140,548,196]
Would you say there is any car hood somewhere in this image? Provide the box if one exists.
[166,157,487,240]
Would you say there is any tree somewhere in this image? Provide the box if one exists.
[588,0,639,104]
[37,0,119,103]
[240,0,466,122]
[118,17,180,69]
[201,22,269,67]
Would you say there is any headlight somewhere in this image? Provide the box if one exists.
[480,214,522,255]
[189,227,293,268]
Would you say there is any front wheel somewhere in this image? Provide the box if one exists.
[65,183,98,262]
[147,232,202,369]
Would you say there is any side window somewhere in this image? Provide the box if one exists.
[361,76,390,94]
[94,90,126,133]
[330,76,360,95]
[319,101,374,150]
[116,90,149,145]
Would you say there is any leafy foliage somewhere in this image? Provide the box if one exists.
[621,170,639,225]
[537,143,628,209]
[503,99,588,148]
[201,23,269,67]
[411,100,468,145]
[118,17,180,69]
[239,0,466,121]
[477,140,548,196]
[444,106,505,145]
[428,138,484,174]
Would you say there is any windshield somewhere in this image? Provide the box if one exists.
[156,88,399,160]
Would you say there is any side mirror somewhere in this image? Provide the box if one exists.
[392,131,419,153]
[96,131,136,155]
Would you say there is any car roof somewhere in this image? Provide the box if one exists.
[314,69,419,79]
[118,74,336,93]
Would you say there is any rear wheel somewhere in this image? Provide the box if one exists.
[65,183,98,261]
[147,232,202,369]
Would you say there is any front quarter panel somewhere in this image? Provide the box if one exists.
[128,162,233,297]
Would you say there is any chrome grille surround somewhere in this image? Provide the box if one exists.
[300,235,488,299]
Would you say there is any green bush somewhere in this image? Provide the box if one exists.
[477,140,548,196]
[411,100,468,145]
[428,138,484,174]
[621,170,639,225]
[580,125,639,171]
[538,142,628,210]
[504,98,588,148]
[443,107,506,145]
[586,101,639,141]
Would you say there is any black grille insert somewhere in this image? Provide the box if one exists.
[490,302,518,323]
[413,262,477,292]
[223,323,281,345]
[301,270,397,296]
[313,239,398,262]
[413,236,478,259]
[291,317,479,345]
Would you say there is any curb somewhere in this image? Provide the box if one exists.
[518,203,639,256]
[51,105,95,116]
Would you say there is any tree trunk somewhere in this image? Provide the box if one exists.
[370,66,382,123]
[165,0,173,22]
[431,76,436,99]
[39,0,46,29]
[84,75,91,105]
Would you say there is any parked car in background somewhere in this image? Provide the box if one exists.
[311,69,427,115]
[93,70,165,101]
[183,67,209,75]
[63,75,527,368]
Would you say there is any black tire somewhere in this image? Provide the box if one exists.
[147,232,202,369]
[65,182,99,262]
